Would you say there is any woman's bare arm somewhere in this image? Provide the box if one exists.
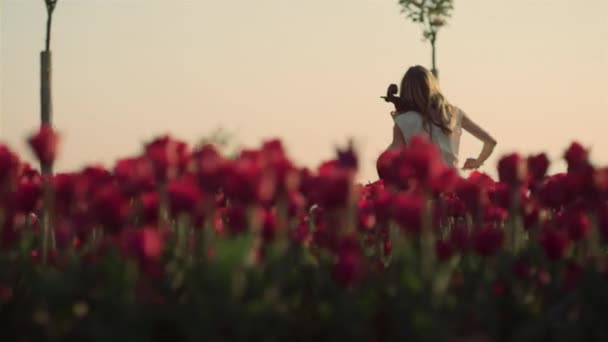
[461,114,497,169]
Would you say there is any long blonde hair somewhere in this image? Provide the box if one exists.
[399,65,454,135]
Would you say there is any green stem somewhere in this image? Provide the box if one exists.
[41,176,53,265]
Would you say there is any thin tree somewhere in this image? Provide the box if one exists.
[41,0,58,174]
[398,0,454,79]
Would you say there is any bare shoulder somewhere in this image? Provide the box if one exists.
[450,105,466,119]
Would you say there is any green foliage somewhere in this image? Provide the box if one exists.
[398,0,454,43]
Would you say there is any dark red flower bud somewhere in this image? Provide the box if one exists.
[261,209,278,241]
[483,204,508,222]
[538,173,573,209]
[430,167,458,194]
[332,237,364,288]
[391,193,423,234]
[563,209,591,241]
[224,205,248,235]
[122,228,165,276]
[193,144,226,192]
[287,191,306,218]
[473,225,504,257]
[311,162,352,209]
[167,175,203,216]
[27,125,59,166]
[0,145,20,186]
[376,148,401,184]
[144,135,190,181]
[564,142,588,172]
[52,173,78,213]
[336,140,358,171]
[498,153,526,185]
[114,157,155,196]
[455,172,492,213]
[488,182,511,209]
[224,159,275,205]
[357,199,376,231]
[15,176,43,213]
[527,153,550,183]
[91,184,130,234]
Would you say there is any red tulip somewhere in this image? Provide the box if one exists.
[357,199,376,231]
[454,173,491,213]
[311,161,352,209]
[336,140,358,171]
[563,209,591,241]
[261,209,278,241]
[114,157,155,196]
[91,184,130,234]
[0,145,20,187]
[27,125,59,166]
[391,193,424,234]
[399,135,447,189]
[372,188,393,223]
[224,159,274,205]
[429,167,458,194]
[52,173,78,213]
[564,142,589,172]
[488,182,511,209]
[167,175,204,216]
[192,144,226,192]
[483,204,508,222]
[538,173,573,209]
[144,135,190,181]
[376,148,401,185]
[15,176,43,213]
[332,237,364,287]
[224,204,248,235]
[527,153,550,183]
[472,225,504,257]
[497,153,526,185]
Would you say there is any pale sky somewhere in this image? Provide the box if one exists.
[1,0,607,182]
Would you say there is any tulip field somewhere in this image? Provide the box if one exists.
[1,125,608,341]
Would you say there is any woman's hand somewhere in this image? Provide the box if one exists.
[462,158,482,170]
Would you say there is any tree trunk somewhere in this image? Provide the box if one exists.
[40,51,53,175]
[431,39,438,79]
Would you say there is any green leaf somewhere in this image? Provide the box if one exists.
[212,233,254,272]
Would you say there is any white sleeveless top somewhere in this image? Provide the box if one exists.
[391,108,464,168]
